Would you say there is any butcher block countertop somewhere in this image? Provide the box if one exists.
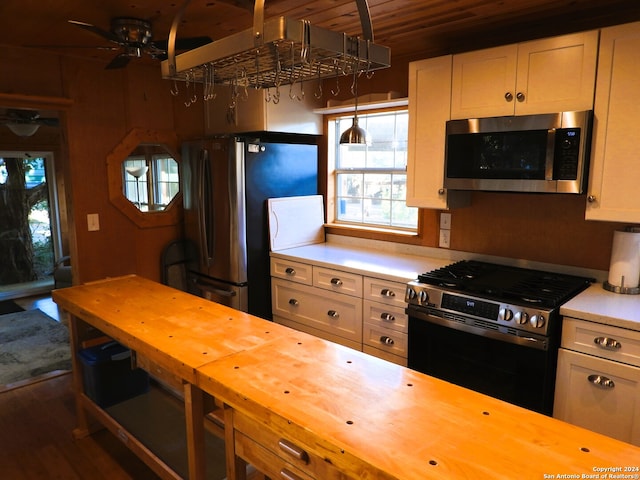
[54,275,640,479]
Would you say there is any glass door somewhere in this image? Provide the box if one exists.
[0,152,61,298]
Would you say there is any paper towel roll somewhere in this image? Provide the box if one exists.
[607,230,640,289]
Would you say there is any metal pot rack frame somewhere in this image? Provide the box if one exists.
[161,0,391,102]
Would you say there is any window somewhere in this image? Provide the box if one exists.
[329,110,418,232]
[123,151,179,212]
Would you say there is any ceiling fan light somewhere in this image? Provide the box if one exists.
[339,117,369,145]
[6,123,40,137]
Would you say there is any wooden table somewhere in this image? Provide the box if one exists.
[52,274,294,480]
[55,275,640,480]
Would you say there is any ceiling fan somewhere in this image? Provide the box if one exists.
[67,17,212,69]
[0,109,59,137]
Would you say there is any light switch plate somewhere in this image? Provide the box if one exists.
[87,213,100,231]
[440,212,452,230]
[439,229,450,248]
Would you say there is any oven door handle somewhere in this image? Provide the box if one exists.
[408,309,549,351]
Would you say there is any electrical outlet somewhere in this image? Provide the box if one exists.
[87,213,100,232]
[439,229,450,248]
[440,212,452,230]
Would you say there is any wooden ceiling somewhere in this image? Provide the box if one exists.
[1,0,639,69]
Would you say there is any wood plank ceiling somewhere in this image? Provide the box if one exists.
[1,0,639,71]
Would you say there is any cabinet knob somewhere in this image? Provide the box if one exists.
[285,267,296,276]
[438,188,445,195]
[380,335,395,345]
[330,277,343,286]
[587,195,597,203]
[516,92,525,102]
[587,374,615,389]
[380,288,395,297]
[381,313,396,322]
[288,298,299,306]
[327,310,340,318]
[594,336,622,351]
[280,468,304,480]
[504,92,514,102]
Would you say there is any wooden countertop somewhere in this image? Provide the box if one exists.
[198,332,640,479]
[52,275,295,383]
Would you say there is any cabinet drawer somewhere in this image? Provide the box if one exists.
[362,322,408,359]
[562,317,640,367]
[363,300,407,333]
[313,267,362,297]
[271,259,313,285]
[363,277,408,308]
[554,349,640,446]
[234,412,343,480]
[272,278,362,343]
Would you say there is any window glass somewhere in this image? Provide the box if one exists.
[332,110,417,231]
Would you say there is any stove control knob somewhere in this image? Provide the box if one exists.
[514,311,529,325]
[405,287,416,301]
[530,314,546,328]
[418,290,429,305]
[499,308,513,322]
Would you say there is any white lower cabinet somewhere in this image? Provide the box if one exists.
[271,258,409,365]
[554,317,640,446]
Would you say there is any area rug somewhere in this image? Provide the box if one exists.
[0,309,71,386]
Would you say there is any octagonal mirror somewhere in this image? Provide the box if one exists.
[107,128,181,228]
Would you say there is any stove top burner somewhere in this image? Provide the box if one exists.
[417,260,593,309]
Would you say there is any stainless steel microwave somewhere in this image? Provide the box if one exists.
[444,111,592,194]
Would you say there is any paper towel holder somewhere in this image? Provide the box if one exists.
[603,280,640,295]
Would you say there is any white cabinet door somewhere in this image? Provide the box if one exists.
[554,349,640,446]
[451,45,518,119]
[586,22,640,222]
[451,31,597,119]
[406,55,469,209]
[515,31,598,115]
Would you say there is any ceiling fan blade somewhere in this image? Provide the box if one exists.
[68,20,123,45]
[105,54,131,70]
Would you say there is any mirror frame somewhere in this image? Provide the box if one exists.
[107,128,182,228]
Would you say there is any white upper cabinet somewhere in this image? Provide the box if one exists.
[451,31,599,119]
[406,55,469,209]
[586,22,640,222]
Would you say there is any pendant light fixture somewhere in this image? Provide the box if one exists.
[340,65,369,145]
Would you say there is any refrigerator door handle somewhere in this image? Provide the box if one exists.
[197,148,213,268]
[192,278,237,298]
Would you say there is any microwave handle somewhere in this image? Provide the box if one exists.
[545,129,556,181]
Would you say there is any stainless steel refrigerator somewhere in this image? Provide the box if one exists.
[181,133,319,320]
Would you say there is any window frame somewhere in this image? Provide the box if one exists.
[327,107,419,235]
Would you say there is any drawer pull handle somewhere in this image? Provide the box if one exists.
[380,288,395,297]
[285,267,296,276]
[278,439,309,464]
[588,374,615,389]
[381,313,395,322]
[288,298,299,306]
[380,335,395,346]
[594,336,621,351]
[330,277,343,286]
[327,310,340,318]
[280,468,304,480]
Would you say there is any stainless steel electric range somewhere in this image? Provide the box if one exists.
[405,259,594,415]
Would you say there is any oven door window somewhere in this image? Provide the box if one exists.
[446,130,548,180]
[408,318,556,415]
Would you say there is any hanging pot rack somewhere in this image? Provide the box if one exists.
[160,0,391,91]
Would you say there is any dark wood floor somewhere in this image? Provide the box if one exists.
[0,373,161,479]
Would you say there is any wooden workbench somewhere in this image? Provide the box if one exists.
[54,275,640,480]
